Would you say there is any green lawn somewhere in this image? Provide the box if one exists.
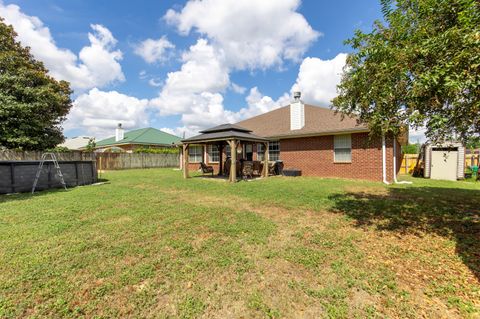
[0,169,479,318]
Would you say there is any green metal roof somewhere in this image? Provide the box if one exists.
[96,127,181,147]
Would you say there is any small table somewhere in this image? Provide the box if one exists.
[283,169,302,177]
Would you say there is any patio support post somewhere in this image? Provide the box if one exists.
[183,144,189,179]
[263,141,269,178]
[230,139,237,183]
[218,144,223,176]
[178,145,183,170]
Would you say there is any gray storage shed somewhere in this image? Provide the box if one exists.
[424,142,465,181]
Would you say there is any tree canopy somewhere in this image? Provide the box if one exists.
[0,18,72,150]
[332,0,480,143]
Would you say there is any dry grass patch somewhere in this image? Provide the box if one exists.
[0,169,478,318]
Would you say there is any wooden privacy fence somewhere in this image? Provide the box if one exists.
[465,154,480,167]
[0,151,179,170]
[400,154,420,175]
[96,153,179,170]
[399,153,479,175]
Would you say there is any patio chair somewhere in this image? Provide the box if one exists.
[268,163,276,175]
[242,161,254,180]
[252,160,263,176]
[223,158,241,178]
[199,162,214,176]
[236,160,242,177]
[224,158,231,175]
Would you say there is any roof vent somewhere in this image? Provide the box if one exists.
[290,92,304,130]
[115,123,124,142]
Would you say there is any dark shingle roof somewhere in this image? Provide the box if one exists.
[182,125,267,143]
[96,127,181,147]
[236,104,367,138]
[200,123,252,134]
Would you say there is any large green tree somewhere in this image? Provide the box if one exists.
[333,0,479,143]
[0,18,72,150]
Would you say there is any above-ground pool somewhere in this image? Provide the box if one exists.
[0,160,97,194]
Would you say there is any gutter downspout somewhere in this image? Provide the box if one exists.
[382,134,390,184]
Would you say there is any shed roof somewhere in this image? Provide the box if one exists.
[96,127,181,147]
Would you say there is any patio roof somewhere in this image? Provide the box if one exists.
[181,123,268,144]
[181,124,270,183]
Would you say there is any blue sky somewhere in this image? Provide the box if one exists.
[1,0,420,141]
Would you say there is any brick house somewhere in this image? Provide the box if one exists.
[95,124,181,153]
[182,93,404,182]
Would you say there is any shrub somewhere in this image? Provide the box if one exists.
[133,147,179,154]
[402,143,420,154]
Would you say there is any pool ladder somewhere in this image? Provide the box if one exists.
[31,153,67,194]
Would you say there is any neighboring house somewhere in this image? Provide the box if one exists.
[95,124,181,153]
[59,136,92,150]
[183,92,405,182]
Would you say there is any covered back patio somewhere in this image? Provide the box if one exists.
[181,124,270,183]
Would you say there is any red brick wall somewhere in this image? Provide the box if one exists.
[279,133,400,182]
[183,133,401,182]
[185,145,222,174]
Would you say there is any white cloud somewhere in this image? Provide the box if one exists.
[65,88,149,138]
[164,0,320,70]
[154,87,288,138]
[236,87,288,119]
[164,53,347,136]
[143,0,324,137]
[409,126,427,143]
[231,83,247,94]
[148,78,163,87]
[0,3,124,90]
[138,70,163,87]
[179,92,238,128]
[148,39,291,136]
[134,36,175,64]
[160,51,348,136]
[160,127,177,136]
[78,24,124,88]
[290,53,347,106]
[149,39,230,115]
[146,37,308,137]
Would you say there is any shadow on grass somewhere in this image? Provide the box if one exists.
[0,178,110,204]
[328,186,480,281]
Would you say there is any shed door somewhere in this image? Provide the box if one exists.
[431,149,458,181]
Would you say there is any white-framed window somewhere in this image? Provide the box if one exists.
[257,144,265,161]
[269,141,280,161]
[225,145,231,158]
[189,145,203,163]
[334,134,352,163]
[208,145,220,162]
[245,144,253,160]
